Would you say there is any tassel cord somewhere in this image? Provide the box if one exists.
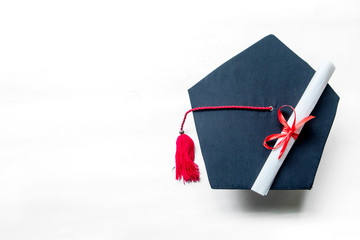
[180,105,273,133]
[175,105,272,183]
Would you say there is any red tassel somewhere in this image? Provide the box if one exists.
[175,133,199,183]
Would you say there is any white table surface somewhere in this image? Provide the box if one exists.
[0,0,359,239]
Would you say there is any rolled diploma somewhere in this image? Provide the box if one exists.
[251,61,335,196]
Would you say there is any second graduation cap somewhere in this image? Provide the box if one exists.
[175,34,339,196]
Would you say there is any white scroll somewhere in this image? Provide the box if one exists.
[251,61,335,196]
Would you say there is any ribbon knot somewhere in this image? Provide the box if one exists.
[263,105,315,159]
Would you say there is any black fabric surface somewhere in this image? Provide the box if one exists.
[188,34,339,189]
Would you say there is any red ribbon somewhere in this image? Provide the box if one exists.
[263,105,315,159]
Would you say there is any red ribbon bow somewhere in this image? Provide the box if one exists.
[263,105,315,159]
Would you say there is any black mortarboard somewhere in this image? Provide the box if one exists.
[175,34,339,194]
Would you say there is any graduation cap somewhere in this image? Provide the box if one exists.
[175,34,339,196]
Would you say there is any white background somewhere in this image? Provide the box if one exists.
[0,0,359,239]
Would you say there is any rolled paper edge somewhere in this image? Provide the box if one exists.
[251,61,335,196]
